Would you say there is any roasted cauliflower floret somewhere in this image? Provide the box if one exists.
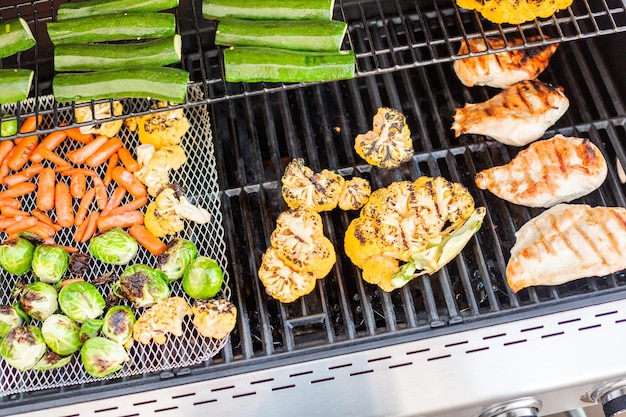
[135,144,188,197]
[75,101,124,138]
[133,297,192,345]
[338,177,371,211]
[191,299,237,340]
[258,248,317,303]
[355,107,414,169]
[125,102,190,149]
[281,158,345,212]
[144,187,211,238]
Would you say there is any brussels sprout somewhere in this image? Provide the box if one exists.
[33,351,73,370]
[88,228,138,265]
[0,238,35,275]
[113,264,170,308]
[0,326,46,370]
[58,281,106,323]
[32,244,69,284]
[0,305,25,338]
[102,306,135,346]
[41,314,82,356]
[80,337,129,378]
[20,282,58,321]
[182,256,223,300]
[157,239,199,282]
[80,319,104,343]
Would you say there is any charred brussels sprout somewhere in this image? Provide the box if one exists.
[33,351,73,370]
[32,245,69,284]
[79,319,103,343]
[58,281,106,323]
[0,326,47,370]
[88,228,138,265]
[0,304,27,337]
[0,238,34,275]
[113,264,170,308]
[157,238,198,282]
[20,282,58,321]
[81,336,129,378]
[102,305,135,346]
[41,314,82,355]
[182,256,223,300]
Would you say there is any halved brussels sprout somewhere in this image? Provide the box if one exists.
[102,305,135,346]
[20,282,58,321]
[32,244,69,284]
[182,256,223,300]
[88,228,138,265]
[0,238,35,275]
[41,314,82,356]
[33,351,73,370]
[0,326,47,370]
[113,264,170,308]
[79,319,104,343]
[0,305,26,338]
[81,336,129,378]
[58,281,106,323]
[157,238,198,282]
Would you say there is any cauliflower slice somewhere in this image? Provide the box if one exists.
[355,107,414,169]
[75,101,124,138]
[133,297,192,345]
[338,177,371,211]
[126,102,190,149]
[258,248,317,303]
[144,188,211,238]
[135,145,187,197]
[191,299,237,340]
[281,158,345,212]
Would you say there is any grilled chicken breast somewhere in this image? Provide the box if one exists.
[452,80,569,146]
[475,135,607,207]
[453,37,559,89]
[507,204,626,292]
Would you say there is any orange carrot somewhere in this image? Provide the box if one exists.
[129,224,166,255]
[65,127,93,144]
[5,216,37,235]
[62,246,79,253]
[97,210,143,232]
[37,147,71,167]
[36,168,56,211]
[0,216,22,230]
[85,137,123,167]
[54,182,74,228]
[75,188,95,226]
[103,153,118,187]
[18,115,41,134]
[101,186,126,216]
[1,206,29,217]
[66,136,108,165]
[31,209,62,231]
[0,159,9,184]
[117,148,141,173]
[80,211,99,243]
[3,163,43,187]
[109,196,148,215]
[0,182,37,199]
[92,176,107,210]
[7,135,38,171]
[111,166,146,199]
[57,168,98,177]
[70,173,86,199]
[0,141,15,166]
[60,278,85,288]
[30,131,67,163]
[74,215,88,242]
[0,198,21,209]
[31,221,56,238]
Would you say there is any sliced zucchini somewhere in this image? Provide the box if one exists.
[215,18,347,52]
[0,69,34,104]
[223,47,355,83]
[47,13,176,45]
[54,35,182,72]
[53,67,189,103]
[202,0,335,20]
[57,0,179,20]
[0,18,36,59]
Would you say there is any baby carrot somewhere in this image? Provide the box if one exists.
[66,136,108,165]
[64,127,93,144]
[18,115,42,134]
[5,216,37,235]
[80,211,99,243]
[92,176,107,211]
[37,147,71,167]
[0,182,37,199]
[101,186,126,216]
[97,210,143,232]
[75,188,95,226]
[85,137,123,167]
[30,131,67,163]
[7,135,38,171]
[1,206,30,217]
[111,166,146,199]
[0,198,21,209]
[108,196,148,215]
[103,153,118,187]
[32,209,62,231]
[36,168,56,211]
[3,163,43,187]
[117,148,140,172]
[70,173,86,199]
[129,224,166,256]
[0,141,15,166]
[57,168,98,177]
[55,182,74,228]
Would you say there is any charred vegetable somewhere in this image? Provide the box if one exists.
[133,297,191,345]
[125,102,190,149]
[102,305,135,347]
[80,336,129,378]
[20,282,58,321]
[338,177,371,211]
[0,237,35,275]
[41,314,82,356]
[80,319,104,343]
[0,326,47,371]
[89,227,139,265]
[0,304,27,337]
[113,264,170,308]
[191,299,237,340]
[157,238,198,282]
[32,244,69,284]
[33,351,72,370]
[182,256,223,300]
[58,281,106,323]
[281,158,344,212]
[69,253,91,276]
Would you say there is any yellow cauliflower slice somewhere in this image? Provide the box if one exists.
[455,0,574,24]
[133,297,192,345]
[258,248,317,303]
[191,299,237,340]
[281,158,344,212]
[75,101,124,138]
[126,102,190,149]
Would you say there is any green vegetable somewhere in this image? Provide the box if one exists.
[0,18,36,59]
[216,18,347,52]
[58,281,106,323]
[54,35,182,72]
[32,244,69,284]
[113,264,170,308]
[53,67,189,103]
[47,13,176,45]
[79,319,104,343]
[0,237,35,275]
[33,351,72,370]
[0,69,33,104]
[0,326,46,371]
[57,0,179,20]
[41,314,82,356]
[182,256,223,299]
[157,238,198,282]
[80,336,129,378]
[202,0,335,20]
[223,47,355,83]
[102,305,135,346]
[88,227,139,265]
[1,114,18,137]
[0,305,25,337]
[390,207,486,289]
[20,282,58,321]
